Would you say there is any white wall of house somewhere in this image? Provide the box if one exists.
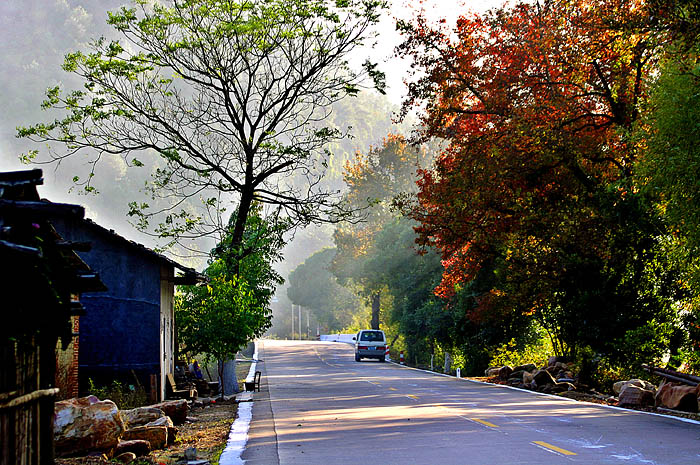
[160,265,175,401]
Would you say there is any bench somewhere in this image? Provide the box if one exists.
[244,370,261,392]
[166,373,197,400]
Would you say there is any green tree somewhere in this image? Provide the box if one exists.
[176,204,285,391]
[637,54,700,259]
[18,0,388,266]
[365,217,534,374]
[287,248,360,332]
[363,218,445,362]
[212,203,287,306]
[332,134,432,329]
[634,48,700,372]
[176,271,269,395]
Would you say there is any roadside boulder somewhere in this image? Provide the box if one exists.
[655,383,700,413]
[614,379,656,396]
[546,365,563,376]
[533,369,557,387]
[551,382,576,393]
[507,378,522,387]
[485,366,514,380]
[513,363,537,373]
[498,366,513,380]
[618,385,655,408]
[54,396,125,457]
[120,407,166,428]
[612,381,625,395]
[148,399,189,425]
[146,415,174,428]
[557,371,575,381]
[539,383,555,394]
[121,425,168,450]
[146,415,178,444]
[523,371,535,384]
[114,439,151,457]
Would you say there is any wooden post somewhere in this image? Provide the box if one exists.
[149,374,158,403]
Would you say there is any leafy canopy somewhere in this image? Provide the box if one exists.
[176,204,284,364]
[176,271,269,363]
[332,134,433,328]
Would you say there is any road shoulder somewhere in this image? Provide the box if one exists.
[240,342,280,465]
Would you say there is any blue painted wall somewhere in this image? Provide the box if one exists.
[52,217,166,392]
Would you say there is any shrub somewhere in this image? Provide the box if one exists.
[614,319,672,380]
[489,336,553,369]
[87,379,148,409]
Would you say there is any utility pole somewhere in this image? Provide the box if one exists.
[291,304,295,339]
[298,305,302,340]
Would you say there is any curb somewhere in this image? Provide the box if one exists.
[219,342,258,465]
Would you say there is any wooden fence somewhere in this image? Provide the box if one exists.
[1,338,58,465]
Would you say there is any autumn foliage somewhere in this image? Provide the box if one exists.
[386,0,700,368]
[399,0,661,298]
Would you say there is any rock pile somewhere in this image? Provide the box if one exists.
[614,379,657,408]
[484,358,700,416]
[54,396,125,456]
[485,357,577,394]
[54,397,190,458]
[655,382,700,413]
[610,378,700,412]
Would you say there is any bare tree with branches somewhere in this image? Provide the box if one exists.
[19,0,387,263]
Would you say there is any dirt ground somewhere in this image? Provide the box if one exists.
[55,398,238,465]
[152,397,239,464]
[56,355,254,465]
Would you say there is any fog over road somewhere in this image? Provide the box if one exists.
[242,340,700,465]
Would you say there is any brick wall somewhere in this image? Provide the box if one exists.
[55,316,80,400]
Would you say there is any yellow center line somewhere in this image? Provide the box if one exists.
[406,394,419,400]
[532,441,577,456]
[388,387,398,391]
[470,418,499,428]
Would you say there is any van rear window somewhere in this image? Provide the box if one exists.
[360,331,384,342]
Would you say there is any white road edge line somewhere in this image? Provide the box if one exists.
[384,359,700,427]
[219,401,252,465]
[219,341,258,465]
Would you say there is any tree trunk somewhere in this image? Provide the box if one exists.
[370,292,380,330]
[221,359,238,396]
[217,359,225,400]
[226,188,255,276]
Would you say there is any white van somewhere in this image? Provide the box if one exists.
[353,330,386,362]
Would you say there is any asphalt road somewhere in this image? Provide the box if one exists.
[241,340,700,465]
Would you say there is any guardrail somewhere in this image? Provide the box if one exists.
[319,334,355,344]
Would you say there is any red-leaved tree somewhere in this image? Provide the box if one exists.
[397,0,669,356]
